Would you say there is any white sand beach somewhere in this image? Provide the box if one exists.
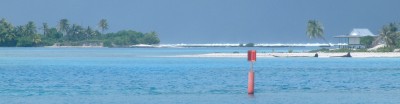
[172,52,400,58]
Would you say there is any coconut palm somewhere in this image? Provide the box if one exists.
[68,24,84,41]
[98,19,108,34]
[307,20,326,42]
[25,21,36,36]
[58,19,69,36]
[85,26,94,40]
[0,18,15,42]
[0,18,5,42]
[42,23,49,37]
[378,23,398,47]
[14,26,25,36]
[32,34,41,46]
[5,30,16,41]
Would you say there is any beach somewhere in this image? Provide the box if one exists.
[173,52,400,58]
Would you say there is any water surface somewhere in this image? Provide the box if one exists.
[0,47,399,103]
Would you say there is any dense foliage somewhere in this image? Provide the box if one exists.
[245,43,255,47]
[377,23,400,48]
[0,18,160,47]
[239,43,254,47]
[360,36,374,48]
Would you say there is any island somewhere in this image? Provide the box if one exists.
[0,18,160,48]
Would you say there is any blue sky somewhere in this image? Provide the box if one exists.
[1,0,399,43]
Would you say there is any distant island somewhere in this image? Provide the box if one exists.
[0,18,160,47]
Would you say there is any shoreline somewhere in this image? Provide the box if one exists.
[170,52,400,58]
[44,46,104,48]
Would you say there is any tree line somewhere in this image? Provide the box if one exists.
[0,18,160,47]
[307,20,400,51]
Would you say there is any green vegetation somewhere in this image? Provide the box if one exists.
[0,18,160,47]
[309,48,329,52]
[309,48,368,53]
[239,43,244,47]
[376,47,395,52]
[288,49,293,53]
[360,36,374,48]
[377,23,399,48]
[311,22,400,52]
[245,43,255,47]
[239,43,255,47]
[307,20,326,42]
[103,30,160,47]
[98,19,108,34]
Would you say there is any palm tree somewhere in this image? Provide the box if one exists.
[307,20,326,42]
[58,19,69,36]
[25,21,36,36]
[14,26,25,37]
[5,29,16,41]
[378,23,398,47]
[98,19,108,34]
[32,34,41,46]
[85,26,94,40]
[0,18,15,42]
[0,21,7,42]
[67,24,85,41]
[42,23,49,37]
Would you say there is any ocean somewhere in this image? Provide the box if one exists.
[0,47,399,103]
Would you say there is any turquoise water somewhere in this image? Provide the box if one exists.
[0,48,399,103]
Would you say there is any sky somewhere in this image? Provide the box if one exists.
[1,0,400,43]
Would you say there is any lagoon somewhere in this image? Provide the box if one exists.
[0,47,399,103]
